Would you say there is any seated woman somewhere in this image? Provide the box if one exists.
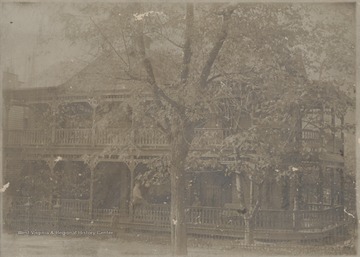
[132,181,148,209]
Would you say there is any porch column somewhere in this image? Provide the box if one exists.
[340,116,345,155]
[329,167,335,206]
[46,158,57,207]
[126,159,137,219]
[292,169,303,231]
[320,104,325,148]
[264,180,271,209]
[89,167,95,218]
[88,97,99,147]
[317,166,324,208]
[249,176,255,207]
[3,103,10,144]
[281,175,290,210]
[294,169,303,210]
[338,168,345,206]
[50,101,59,144]
[235,172,246,211]
[331,107,336,152]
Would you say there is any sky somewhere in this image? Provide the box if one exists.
[0,2,356,89]
[0,3,94,87]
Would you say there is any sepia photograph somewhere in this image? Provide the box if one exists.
[0,1,357,256]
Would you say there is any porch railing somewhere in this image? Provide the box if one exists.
[130,204,345,231]
[133,204,170,224]
[55,129,92,145]
[7,199,345,235]
[298,206,344,230]
[255,210,293,230]
[57,199,90,220]
[93,208,129,222]
[6,129,50,146]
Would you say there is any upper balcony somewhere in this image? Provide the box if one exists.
[5,128,168,149]
[5,127,343,157]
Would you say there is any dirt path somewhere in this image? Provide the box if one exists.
[1,232,354,257]
[1,233,258,257]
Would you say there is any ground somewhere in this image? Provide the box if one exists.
[0,232,257,257]
[0,231,356,257]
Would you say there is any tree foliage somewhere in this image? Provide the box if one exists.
[54,2,355,253]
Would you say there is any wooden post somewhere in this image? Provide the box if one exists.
[281,175,290,210]
[295,170,303,210]
[89,98,98,147]
[91,111,96,147]
[292,199,300,231]
[317,166,324,209]
[340,116,345,155]
[318,103,325,153]
[3,103,10,145]
[329,167,335,206]
[126,159,137,220]
[295,105,302,149]
[331,108,336,152]
[50,102,59,144]
[338,168,345,206]
[235,172,246,211]
[249,177,254,207]
[89,166,95,219]
[46,158,57,208]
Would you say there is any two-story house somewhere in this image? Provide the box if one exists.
[3,53,350,242]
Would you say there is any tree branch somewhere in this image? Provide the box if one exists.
[90,17,143,82]
[136,18,186,115]
[207,74,222,83]
[89,17,128,68]
[180,3,194,84]
[120,28,132,70]
[154,31,184,49]
[145,108,170,134]
[199,5,237,89]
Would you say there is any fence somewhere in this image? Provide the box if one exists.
[5,199,348,241]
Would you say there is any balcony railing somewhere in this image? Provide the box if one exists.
[302,129,344,153]
[5,128,170,148]
[134,128,169,146]
[95,128,130,145]
[5,128,343,153]
[302,129,321,146]
[55,129,92,145]
[6,129,50,146]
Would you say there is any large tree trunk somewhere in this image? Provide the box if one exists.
[244,178,261,245]
[244,215,255,245]
[170,128,192,256]
[235,172,257,245]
